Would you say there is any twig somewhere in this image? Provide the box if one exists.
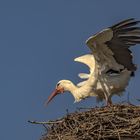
[66,109,69,115]
[98,122,103,140]
[76,107,93,110]
[42,124,48,130]
[109,120,121,140]
[28,120,63,125]
[116,116,129,122]
[127,92,130,104]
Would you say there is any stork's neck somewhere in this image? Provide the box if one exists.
[64,81,83,102]
[66,81,93,102]
[66,82,78,93]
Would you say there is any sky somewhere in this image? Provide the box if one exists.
[0,0,140,140]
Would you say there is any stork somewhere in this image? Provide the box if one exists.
[46,18,140,106]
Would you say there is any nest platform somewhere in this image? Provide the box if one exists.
[41,104,140,140]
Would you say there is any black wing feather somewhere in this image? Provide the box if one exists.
[106,18,140,72]
[111,18,134,29]
[116,21,140,30]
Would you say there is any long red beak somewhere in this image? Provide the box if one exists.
[45,88,64,106]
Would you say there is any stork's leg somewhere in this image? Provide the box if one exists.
[104,92,111,106]
[107,100,112,106]
[98,73,113,106]
[107,98,112,106]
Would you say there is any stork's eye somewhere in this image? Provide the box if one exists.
[56,83,60,87]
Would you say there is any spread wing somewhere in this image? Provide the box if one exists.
[86,18,140,73]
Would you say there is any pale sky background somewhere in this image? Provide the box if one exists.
[0,0,140,140]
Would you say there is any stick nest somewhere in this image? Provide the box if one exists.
[41,104,140,140]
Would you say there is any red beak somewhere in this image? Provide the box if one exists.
[45,87,64,106]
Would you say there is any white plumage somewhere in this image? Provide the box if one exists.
[46,18,140,106]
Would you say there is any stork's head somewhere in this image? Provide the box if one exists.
[45,80,74,106]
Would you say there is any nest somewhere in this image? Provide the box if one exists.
[41,104,140,140]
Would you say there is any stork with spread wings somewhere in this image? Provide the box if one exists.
[46,18,140,106]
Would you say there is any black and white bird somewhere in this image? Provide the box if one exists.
[46,18,140,106]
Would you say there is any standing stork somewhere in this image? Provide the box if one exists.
[46,18,140,106]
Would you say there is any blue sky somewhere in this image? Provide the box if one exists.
[0,0,140,140]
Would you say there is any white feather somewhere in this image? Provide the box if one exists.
[78,73,89,79]
[77,81,87,87]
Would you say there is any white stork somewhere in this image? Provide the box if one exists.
[46,18,140,106]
